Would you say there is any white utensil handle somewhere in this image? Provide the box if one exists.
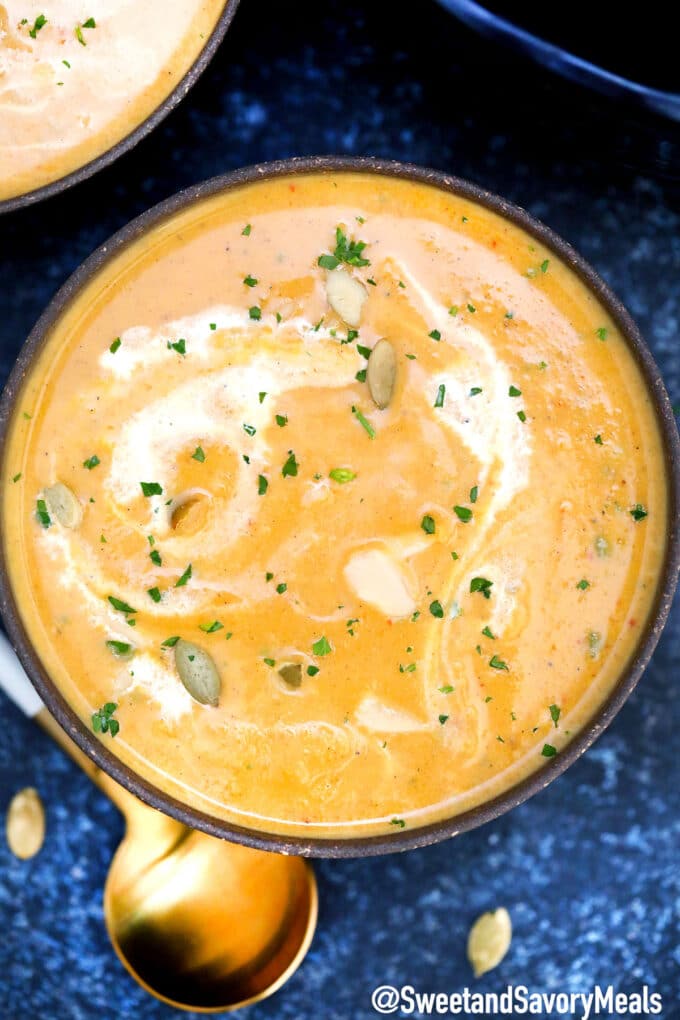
[0,630,44,718]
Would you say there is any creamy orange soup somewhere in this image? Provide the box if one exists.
[0,0,228,202]
[1,172,668,839]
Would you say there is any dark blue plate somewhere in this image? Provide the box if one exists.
[436,0,680,121]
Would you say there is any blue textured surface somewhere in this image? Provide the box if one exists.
[0,2,679,1017]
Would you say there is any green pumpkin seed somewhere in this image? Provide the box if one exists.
[6,787,45,860]
[467,907,512,977]
[367,338,397,409]
[44,482,82,529]
[278,663,302,688]
[174,639,221,706]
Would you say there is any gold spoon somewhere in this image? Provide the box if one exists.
[0,633,317,1012]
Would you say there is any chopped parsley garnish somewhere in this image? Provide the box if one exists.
[249,306,261,320]
[318,226,370,269]
[549,704,561,726]
[307,665,320,677]
[192,446,206,462]
[83,455,100,470]
[453,505,472,523]
[175,563,192,587]
[266,572,274,582]
[150,549,162,566]
[449,306,459,317]
[210,323,217,331]
[595,327,608,341]
[167,338,186,355]
[276,582,287,594]
[351,405,375,439]
[29,14,47,38]
[429,600,444,618]
[275,414,288,427]
[161,636,180,647]
[356,345,372,359]
[242,224,252,236]
[36,498,51,528]
[399,663,417,673]
[243,423,257,437]
[489,655,509,671]
[439,684,454,694]
[355,369,367,383]
[243,275,258,287]
[83,16,96,27]
[312,636,332,656]
[470,386,483,396]
[470,486,478,504]
[92,702,118,737]
[106,641,132,657]
[330,468,356,484]
[147,587,162,603]
[282,450,299,477]
[421,514,435,535]
[467,303,476,313]
[594,434,603,445]
[109,337,121,354]
[429,329,441,341]
[258,474,268,495]
[263,657,276,667]
[140,481,163,497]
[12,473,21,483]
[470,577,493,599]
[576,578,590,590]
[199,621,224,633]
[541,743,557,757]
[540,259,550,273]
[630,504,648,522]
[508,385,522,397]
[438,714,449,725]
[517,410,527,423]
[434,384,446,408]
[108,595,136,614]
[482,625,495,639]
[259,392,267,403]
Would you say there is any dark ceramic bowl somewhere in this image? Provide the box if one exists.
[1,157,678,857]
[436,0,680,121]
[0,0,240,216]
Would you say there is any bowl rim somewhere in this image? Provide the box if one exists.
[1,155,678,858]
[0,0,240,216]
[435,0,680,121]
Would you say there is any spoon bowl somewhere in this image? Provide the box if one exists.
[1,638,317,1013]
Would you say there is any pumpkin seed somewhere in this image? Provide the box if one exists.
[325,267,367,327]
[6,787,45,860]
[44,482,82,529]
[367,339,397,409]
[467,907,512,978]
[174,639,221,706]
[171,493,210,535]
[278,663,302,688]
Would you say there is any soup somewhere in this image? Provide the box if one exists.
[0,0,228,203]
[0,171,669,839]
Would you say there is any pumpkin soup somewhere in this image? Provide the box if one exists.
[0,0,228,203]
[1,171,669,838]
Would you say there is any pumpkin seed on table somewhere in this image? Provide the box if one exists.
[278,663,302,688]
[6,787,45,860]
[325,266,367,327]
[174,639,221,706]
[467,907,512,977]
[367,338,397,409]
[44,482,82,528]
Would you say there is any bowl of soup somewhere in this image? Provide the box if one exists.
[0,0,239,212]
[1,158,678,856]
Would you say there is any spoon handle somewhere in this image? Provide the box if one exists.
[0,630,128,807]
